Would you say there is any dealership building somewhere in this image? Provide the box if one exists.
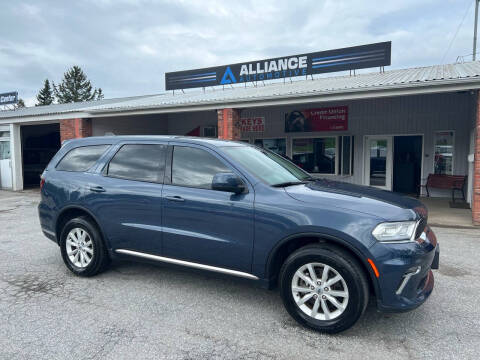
[1,42,480,224]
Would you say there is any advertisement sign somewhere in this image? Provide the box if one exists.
[165,42,391,90]
[0,92,18,105]
[237,117,265,132]
[285,106,348,132]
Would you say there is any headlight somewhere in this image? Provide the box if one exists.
[372,221,417,242]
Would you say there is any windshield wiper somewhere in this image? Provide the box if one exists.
[271,181,308,188]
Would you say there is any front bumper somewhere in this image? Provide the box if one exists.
[370,226,439,312]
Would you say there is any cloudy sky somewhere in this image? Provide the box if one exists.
[0,0,477,106]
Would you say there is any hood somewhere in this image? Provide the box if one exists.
[285,179,427,222]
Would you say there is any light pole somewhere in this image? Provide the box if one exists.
[474,0,480,60]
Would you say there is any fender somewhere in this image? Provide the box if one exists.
[265,231,381,300]
[55,204,111,249]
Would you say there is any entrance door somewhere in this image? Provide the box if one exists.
[0,140,12,189]
[364,136,392,190]
[393,136,422,195]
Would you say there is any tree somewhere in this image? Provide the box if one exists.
[14,99,26,109]
[96,88,104,100]
[36,79,54,106]
[54,65,103,103]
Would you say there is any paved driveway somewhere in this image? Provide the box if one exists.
[0,190,479,360]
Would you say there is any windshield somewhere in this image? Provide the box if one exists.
[222,146,312,186]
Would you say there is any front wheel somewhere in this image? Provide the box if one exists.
[279,244,369,333]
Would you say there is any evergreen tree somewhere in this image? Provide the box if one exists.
[36,79,54,106]
[54,65,103,103]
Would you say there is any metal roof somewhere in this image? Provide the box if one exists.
[2,61,480,120]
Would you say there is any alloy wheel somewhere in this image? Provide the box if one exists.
[65,227,94,268]
[291,262,349,321]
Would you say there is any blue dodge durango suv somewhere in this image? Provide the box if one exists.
[38,136,439,333]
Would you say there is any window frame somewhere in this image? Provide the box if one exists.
[339,135,354,176]
[433,130,455,175]
[55,144,110,173]
[290,135,339,175]
[167,143,246,192]
[103,142,168,184]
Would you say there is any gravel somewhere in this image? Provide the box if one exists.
[0,189,479,360]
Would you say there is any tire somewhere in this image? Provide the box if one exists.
[60,216,110,277]
[279,244,369,334]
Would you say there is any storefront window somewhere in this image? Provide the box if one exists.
[434,131,454,175]
[254,138,286,156]
[0,131,10,139]
[292,137,336,174]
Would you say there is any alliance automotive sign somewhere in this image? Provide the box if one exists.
[165,42,391,90]
[0,91,18,105]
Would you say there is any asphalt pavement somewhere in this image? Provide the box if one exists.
[0,189,479,360]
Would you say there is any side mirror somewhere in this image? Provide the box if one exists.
[212,173,246,194]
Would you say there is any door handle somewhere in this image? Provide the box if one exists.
[165,195,185,202]
[89,186,106,193]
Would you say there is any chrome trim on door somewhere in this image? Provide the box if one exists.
[115,249,259,280]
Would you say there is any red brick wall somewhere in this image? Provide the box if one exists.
[60,118,92,142]
[473,94,480,225]
[217,108,241,140]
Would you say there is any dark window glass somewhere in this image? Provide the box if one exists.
[56,145,109,172]
[292,138,336,174]
[254,138,287,156]
[341,136,353,175]
[172,146,230,189]
[107,144,166,183]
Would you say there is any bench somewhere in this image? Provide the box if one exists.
[421,174,467,202]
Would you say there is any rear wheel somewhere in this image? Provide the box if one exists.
[60,216,110,276]
[279,244,369,333]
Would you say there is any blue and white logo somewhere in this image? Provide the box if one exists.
[220,66,237,85]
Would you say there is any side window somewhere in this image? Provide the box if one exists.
[107,144,166,183]
[172,146,231,189]
[56,145,109,172]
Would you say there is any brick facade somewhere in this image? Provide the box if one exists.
[473,94,480,225]
[59,118,92,142]
[217,108,241,140]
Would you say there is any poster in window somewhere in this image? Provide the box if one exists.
[285,106,348,132]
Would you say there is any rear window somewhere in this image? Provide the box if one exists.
[56,145,109,172]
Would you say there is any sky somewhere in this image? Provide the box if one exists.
[0,0,478,106]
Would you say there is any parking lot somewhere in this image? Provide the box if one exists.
[0,190,479,360]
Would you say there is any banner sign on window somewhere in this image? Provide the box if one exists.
[237,117,265,132]
[285,106,348,132]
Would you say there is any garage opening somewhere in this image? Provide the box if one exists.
[21,123,60,188]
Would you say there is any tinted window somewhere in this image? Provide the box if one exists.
[56,145,109,172]
[107,144,166,183]
[172,146,230,189]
